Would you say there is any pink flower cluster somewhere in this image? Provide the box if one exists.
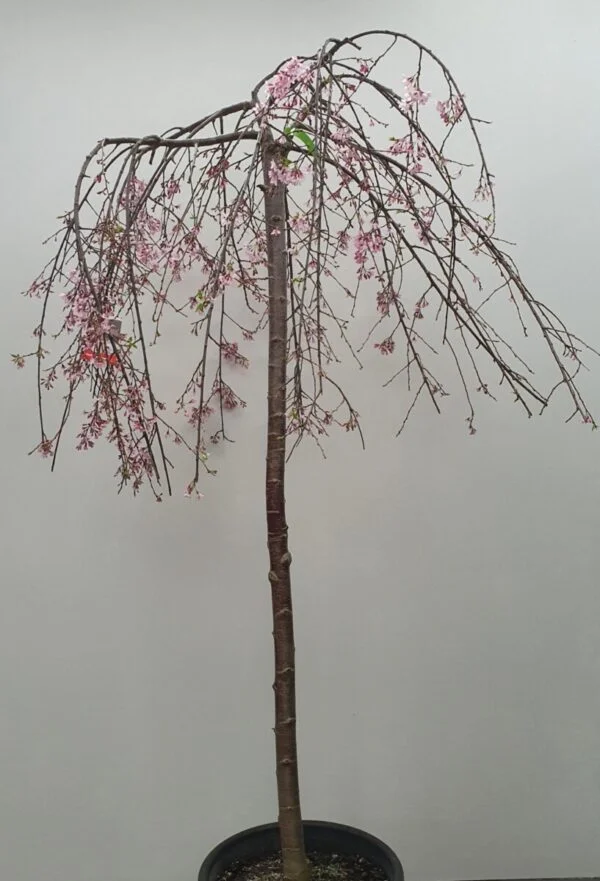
[389,134,427,174]
[413,206,435,242]
[164,179,180,199]
[353,227,383,279]
[37,439,54,458]
[265,57,314,101]
[474,179,493,201]
[289,213,311,235]
[221,341,249,368]
[436,95,464,126]
[119,175,147,211]
[402,76,431,110]
[183,402,214,429]
[268,161,305,187]
[353,228,383,265]
[76,406,108,451]
[413,296,429,319]
[213,380,246,412]
[331,126,352,144]
[60,271,95,334]
[374,338,395,355]
[376,288,396,317]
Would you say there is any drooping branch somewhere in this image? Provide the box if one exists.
[18,30,596,498]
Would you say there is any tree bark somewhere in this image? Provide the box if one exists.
[261,132,310,881]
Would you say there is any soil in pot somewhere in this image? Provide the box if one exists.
[217,850,388,881]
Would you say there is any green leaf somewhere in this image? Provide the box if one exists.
[284,127,316,155]
[195,290,207,313]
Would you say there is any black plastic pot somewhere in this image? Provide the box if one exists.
[198,821,404,881]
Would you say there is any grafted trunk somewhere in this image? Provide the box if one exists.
[262,132,310,881]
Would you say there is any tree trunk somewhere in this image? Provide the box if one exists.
[262,132,310,881]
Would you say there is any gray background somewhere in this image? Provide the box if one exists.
[2,1,600,880]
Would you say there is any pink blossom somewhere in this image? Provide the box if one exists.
[221,341,249,368]
[402,75,431,110]
[390,134,427,174]
[136,241,161,271]
[437,94,465,125]
[164,179,180,198]
[414,297,429,319]
[26,280,45,298]
[244,240,267,266]
[145,215,162,235]
[331,126,352,144]
[218,269,234,288]
[119,175,147,209]
[184,403,215,427]
[376,289,395,316]
[354,233,369,265]
[413,206,435,242]
[474,180,493,201]
[42,367,56,387]
[390,135,412,155]
[76,408,108,451]
[353,227,383,266]
[37,439,54,458]
[388,191,407,207]
[208,159,230,180]
[61,272,96,333]
[374,338,395,355]
[268,162,305,187]
[265,57,314,101]
[289,213,310,234]
[213,380,246,411]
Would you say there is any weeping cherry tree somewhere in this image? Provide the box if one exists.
[16,30,597,881]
